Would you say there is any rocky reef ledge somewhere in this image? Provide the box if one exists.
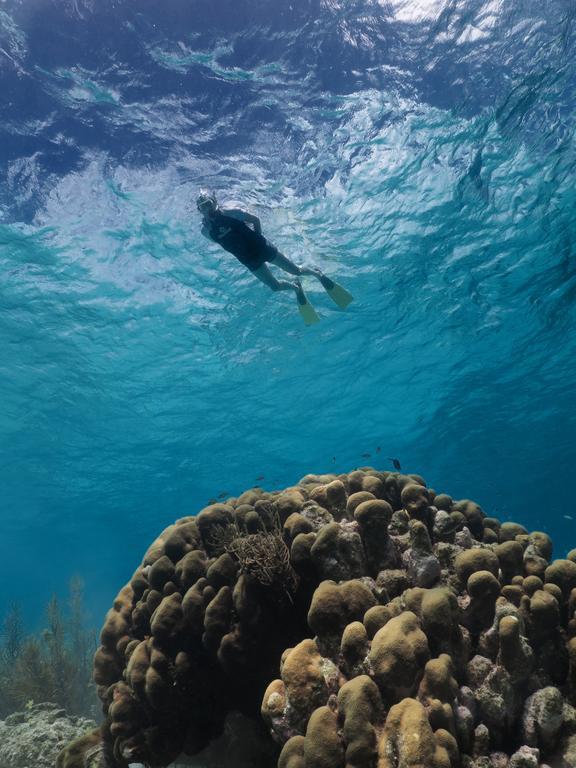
[60,468,576,768]
[0,702,96,768]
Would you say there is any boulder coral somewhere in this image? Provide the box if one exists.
[60,468,576,768]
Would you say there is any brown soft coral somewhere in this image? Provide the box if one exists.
[369,611,430,702]
[338,676,384,768]
[262,638,334,736]
[308,580,377,657]
[56,729,103,768]
[377,698,452,768]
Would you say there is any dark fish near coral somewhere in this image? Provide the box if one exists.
[388,457,401,471]
[376,446,381,453]
[217,492,229,499]
[255,475,265,481]
[361,453,371,458]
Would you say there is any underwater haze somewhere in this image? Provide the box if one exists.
[1,0,576,625]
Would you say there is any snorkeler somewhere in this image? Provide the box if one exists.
[196,190,353,325]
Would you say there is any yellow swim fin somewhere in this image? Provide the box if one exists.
[321,276,354,309]
[296,284,320,325]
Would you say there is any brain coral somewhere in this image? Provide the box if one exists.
[61,468,576,768]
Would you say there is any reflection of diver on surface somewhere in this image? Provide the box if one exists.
[196,190,353,325]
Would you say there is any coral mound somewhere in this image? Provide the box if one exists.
[78,469,576,768]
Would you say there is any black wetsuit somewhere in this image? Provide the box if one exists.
[206,211,277,271]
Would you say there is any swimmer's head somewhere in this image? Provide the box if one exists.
[196,189,217,215]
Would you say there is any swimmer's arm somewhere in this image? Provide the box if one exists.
[200,223,213,241]
[222,207,262,234]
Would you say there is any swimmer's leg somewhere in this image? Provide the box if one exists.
[270,251,353,310]
[251,263,298,293]
[269,250,323,279]
[251,264,320,325]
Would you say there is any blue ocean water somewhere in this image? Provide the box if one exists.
[0,0,575,627]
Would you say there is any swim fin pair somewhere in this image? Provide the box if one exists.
[296,276,354,326]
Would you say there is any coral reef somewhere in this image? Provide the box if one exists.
[68,469,576,768]
[0,702,96,768]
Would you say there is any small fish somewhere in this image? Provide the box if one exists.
[376,446,381,453]
[217,492,229,499]
[332,456,336,463]
[361,453,371,458]
[255,475,265,481]
[388,457,401,471]
[564,515,574,521]
[207,498,217,504]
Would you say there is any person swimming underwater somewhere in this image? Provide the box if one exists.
[196,190,353,325]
